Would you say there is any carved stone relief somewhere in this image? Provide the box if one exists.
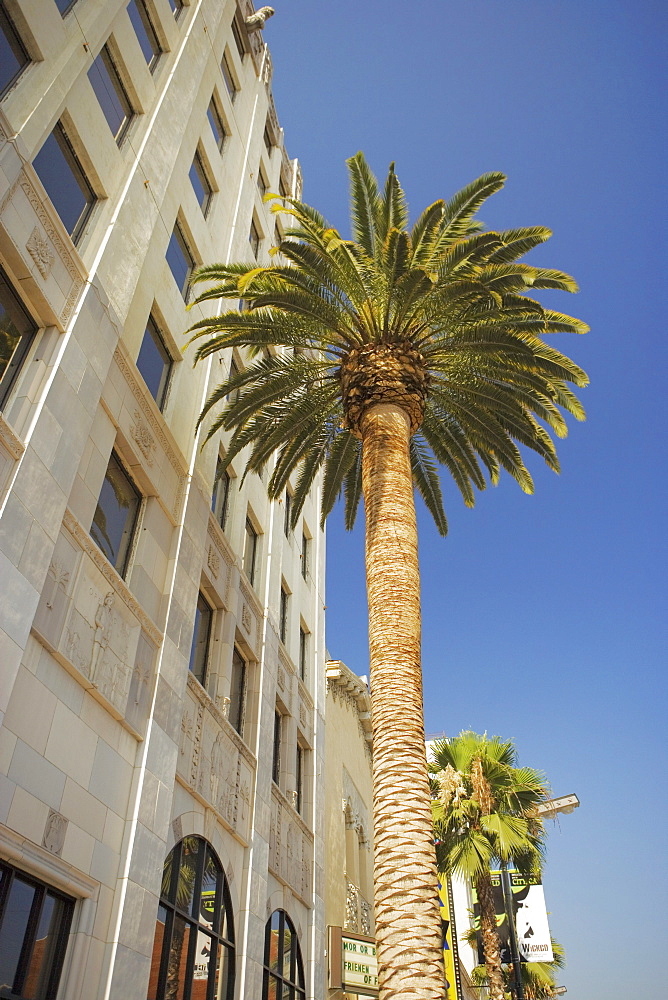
[268,788,313,902]
[26,226,55,277]
[42,810,68,857]
[130,410,156,466]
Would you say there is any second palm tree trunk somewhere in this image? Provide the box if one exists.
[361,402,445,1000]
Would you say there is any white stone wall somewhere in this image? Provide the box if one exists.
[0,2,325,998]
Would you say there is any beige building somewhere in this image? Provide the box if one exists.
[324,660,375,999]
[0,2,327,998]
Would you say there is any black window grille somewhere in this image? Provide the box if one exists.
[0,859,75,1000]
[262,910,305,1000]
[148,837,235,1000]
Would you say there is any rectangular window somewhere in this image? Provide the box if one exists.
[189,592,212,686]
[229,646,246,736]
[243,517,257,586]
[283,491,292,538]
[272,709,281,785]
[211,459,231,531]
[166,222,194,301]
[263,125,273,155]
[127,0,162,69]
[32,122,96,243]
[136,313,172,409]
[227,356,240,404]
[0,860,75,1000]
[296,745,304,814]
[257,167,268,197]
[299,626,308,682]
[168,0,184,19]
[231,16,246,60]
[90,451,141,577]
[189,149,213,216]
[221,53,237,102]
[279,585,289,645]
[55,0,78,15]
[249,217,260,259]
[88,44,134,144]
[0,2,29,97]
[0,266,37,412]
[301,532,309,580]
[207,97,227,151]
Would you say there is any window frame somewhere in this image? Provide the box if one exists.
[279,584,289,646]
[221,51,238,102]
[189,590,213,687]
[90,449,142,578]
[166,221,195,301]
[271,708,282,786]
[167,0,184,20]
[33,121,96,244]
[298,625,308,682]
[283,490,292,538]
[262,909,306,1000]
[0,858,75,1000]
[150,837,235,1000]
[136,312,173,410]
[249,216,261,259]
[211,458,231,532]
[0,1,30,98]
[243,516,258,586]
[229,645,247,736]
[0,265,39,413]
[88,43,135,145]
[127,0,162,71]
[300,531,309,580]
[231,16,246,60]
[189,147,214,217]
[207,95,227,152]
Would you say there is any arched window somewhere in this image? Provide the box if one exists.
[148,836,234,1000]
[262,909,305,1000]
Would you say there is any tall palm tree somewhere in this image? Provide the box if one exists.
[186,154,587,1000]
[430,732,549,1000]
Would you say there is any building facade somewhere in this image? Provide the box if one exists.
[324,660,375,999]
[0,2,326,998]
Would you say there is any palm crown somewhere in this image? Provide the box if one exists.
[186,152,588,535]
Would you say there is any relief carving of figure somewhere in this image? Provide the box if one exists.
[91,592,114,684]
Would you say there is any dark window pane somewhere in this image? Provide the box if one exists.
[300,533,309,579]
[166,224,194,300]
[229,647,246,736]
[296,746,303,815]
[207,98,226,151]
[147,905,167,1000]
[264,125,273,154]
[0,874,34,992]
[298,628,307,681]
[177,837,201,916]
[221,54,236,101]
[168,0,184,19]
[127,0,161,68]
[211,461,230,531]
[136,314,171,408]
[243,517,257,585]
[167,916,191,998]
[189,592,211,685]
[0,3,29,96]
[272,710,281,785]
[90,451,141,576]
[213,941,233,1000]
[279,587,288,645]
[88,45,133,142]
[54,0,77,13]
[249,218,260,258]
[283,492,291,537]
[33,123,95,242]
[189,151,212,215]
[0,266,37,411]
[231,17,245,59]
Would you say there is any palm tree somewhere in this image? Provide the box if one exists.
[430,732,549,1000]
[186,154,587,1000]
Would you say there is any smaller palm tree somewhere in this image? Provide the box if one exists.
[430,732,548,1000]
[464,927,565,999]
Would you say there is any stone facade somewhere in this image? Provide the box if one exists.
[0,2,325,998]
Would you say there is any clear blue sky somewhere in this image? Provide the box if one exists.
[266,3,666,998]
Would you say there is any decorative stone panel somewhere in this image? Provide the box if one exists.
[31,512,161,736]
[177,674,256,846]
[269,785,313,905]
[0,168,86,329]
[238,582,262,660]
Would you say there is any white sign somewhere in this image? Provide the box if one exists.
[342,934,378,992]
[515,882,554,962]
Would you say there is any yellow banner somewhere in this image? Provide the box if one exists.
[438,879,457,999]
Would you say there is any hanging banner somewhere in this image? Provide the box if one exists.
[472,871,553,964]
[438,878,460,999]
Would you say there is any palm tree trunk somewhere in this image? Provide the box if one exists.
[360,402,445,1000]
[475,870,507,1000]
